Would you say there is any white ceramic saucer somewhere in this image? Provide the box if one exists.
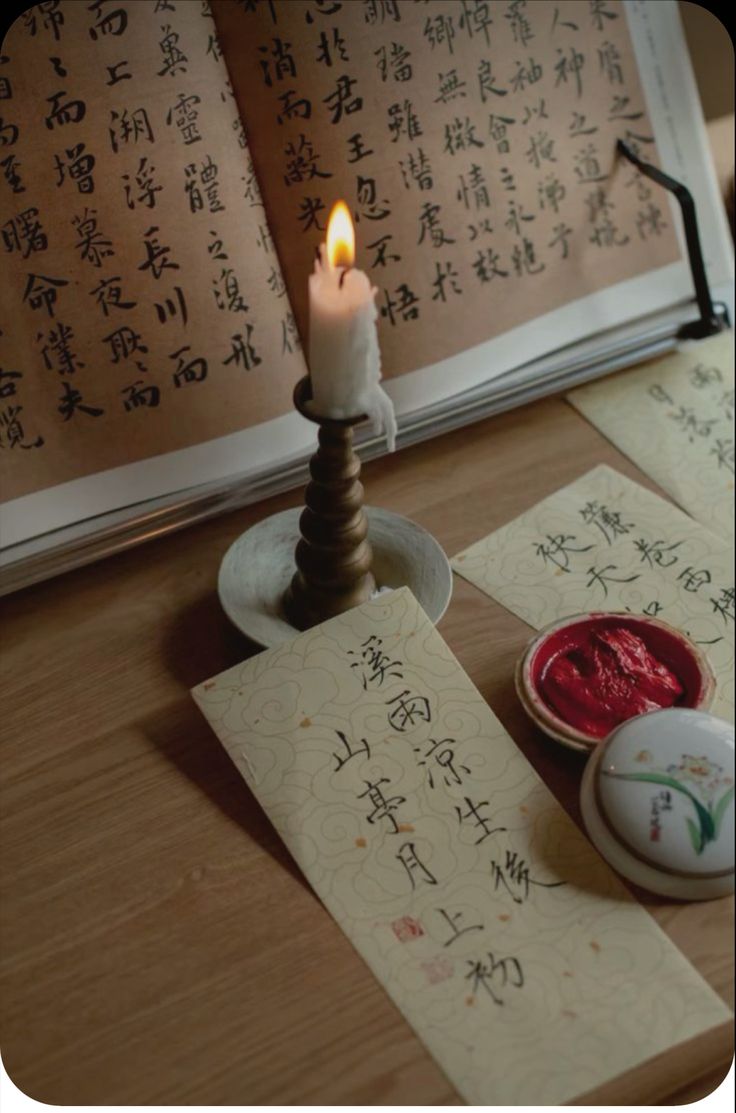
[218,506,452,647]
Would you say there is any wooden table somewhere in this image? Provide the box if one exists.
[0,390,733,1105]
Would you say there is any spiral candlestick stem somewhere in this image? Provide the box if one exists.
[283,377,375,630]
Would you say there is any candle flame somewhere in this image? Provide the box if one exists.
[326,200,355,269]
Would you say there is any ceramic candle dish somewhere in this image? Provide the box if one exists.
[515,612,716,753]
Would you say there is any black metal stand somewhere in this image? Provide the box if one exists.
[617,139,728,341]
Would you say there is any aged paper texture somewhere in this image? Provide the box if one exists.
[210,0,676,380]
[213,0,680,380]
[452,465,734,723]
[569,332,735,543]
[1,1,303,501]
[192,587,730,1106]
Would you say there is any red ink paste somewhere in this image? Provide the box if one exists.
[531,616,702,739]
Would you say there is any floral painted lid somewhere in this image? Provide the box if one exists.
[595,708,734,879]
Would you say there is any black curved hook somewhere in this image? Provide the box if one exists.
[617,139,727,340]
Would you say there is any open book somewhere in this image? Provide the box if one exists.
[1,0,732,592]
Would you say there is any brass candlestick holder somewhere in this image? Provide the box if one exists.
[283,377,375,630]
[216,380,452,649]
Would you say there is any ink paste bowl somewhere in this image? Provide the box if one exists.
[580,708,734,900]
[515,612,716,753]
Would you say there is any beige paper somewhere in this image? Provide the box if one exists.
[569,332,735,543]
[212,0,680,380]
[0,1,304,501]
[452,465,734,722]
[192,587,730,1106]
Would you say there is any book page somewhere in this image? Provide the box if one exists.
[2,2,731,554]
[212,0,680,382]
[452,465,734,723]
[0,0,305,503]
[192,587,731,1106]
[569,331,735,543]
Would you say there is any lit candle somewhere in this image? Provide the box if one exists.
[308,200,396,450]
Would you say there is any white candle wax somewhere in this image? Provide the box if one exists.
[308,242,396,451]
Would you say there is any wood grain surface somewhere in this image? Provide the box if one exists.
[0,390,733,1106]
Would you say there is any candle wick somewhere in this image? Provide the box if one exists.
[339,266,352,289]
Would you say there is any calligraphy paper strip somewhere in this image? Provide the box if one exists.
[192,588,730,1106]
[452,465,734,724]
[568,332,735,543]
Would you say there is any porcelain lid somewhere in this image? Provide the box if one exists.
[592,708,734,879]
